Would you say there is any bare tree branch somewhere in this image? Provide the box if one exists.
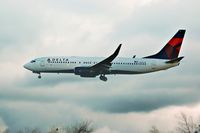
[176,112,196,133]
[149,126,160,133]
[51,120,94,133]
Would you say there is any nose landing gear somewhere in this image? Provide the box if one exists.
[99,74,107,82]
[38,73,41,79]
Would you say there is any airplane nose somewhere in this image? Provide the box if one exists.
[23,63,31,70]
[23,63,28,69]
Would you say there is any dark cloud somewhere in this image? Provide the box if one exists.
[0,74,199,113]
[85,88,200,113]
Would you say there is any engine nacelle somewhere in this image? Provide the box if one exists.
[74,67,97,77]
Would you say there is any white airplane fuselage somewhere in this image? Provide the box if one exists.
[24,56,178,75]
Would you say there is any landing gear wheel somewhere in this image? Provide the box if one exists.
[99,75,107,82]
[38,74,41,79]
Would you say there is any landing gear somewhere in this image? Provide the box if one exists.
[99,75,107,82]
[38,73,41,79]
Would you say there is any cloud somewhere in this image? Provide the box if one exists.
[0,73,199,114]
[0,118,7,132]
[94,127,121,133]
[0,0,200,132]
[0,101,85,132]
[1,100,200,133]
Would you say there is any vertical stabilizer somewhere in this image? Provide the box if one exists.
[144,29,186,59]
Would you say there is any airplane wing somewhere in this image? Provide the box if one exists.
[90,44,122,73]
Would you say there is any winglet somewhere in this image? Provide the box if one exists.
[90,44,122,69]
[103,44,122,64]
[112,44,122,58]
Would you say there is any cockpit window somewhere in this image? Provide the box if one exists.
[30,60,36,63]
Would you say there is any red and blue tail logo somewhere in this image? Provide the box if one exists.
[145,29,186,59]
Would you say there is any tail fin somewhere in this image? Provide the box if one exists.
[144,29,186,59]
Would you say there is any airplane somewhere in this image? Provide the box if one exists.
[24,29,186,81]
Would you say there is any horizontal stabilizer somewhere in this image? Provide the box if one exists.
[165,56,184,63]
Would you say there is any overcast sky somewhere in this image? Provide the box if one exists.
[0,0,200,133]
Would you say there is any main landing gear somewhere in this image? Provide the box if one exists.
[99,74,107,82]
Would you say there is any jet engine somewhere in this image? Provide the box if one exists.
[74,67,97,77]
